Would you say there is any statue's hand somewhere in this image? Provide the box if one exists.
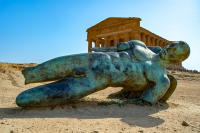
[159,74,177,102]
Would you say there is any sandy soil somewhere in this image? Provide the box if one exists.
[0,63,200,133]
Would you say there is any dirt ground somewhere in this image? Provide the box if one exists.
[0,63,199,133]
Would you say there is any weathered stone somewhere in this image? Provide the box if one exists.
[182,121,189,126]
[87,17,170,50]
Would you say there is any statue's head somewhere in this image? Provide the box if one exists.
[160,41,190,64]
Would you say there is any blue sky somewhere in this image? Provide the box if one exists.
[0,0,200,71]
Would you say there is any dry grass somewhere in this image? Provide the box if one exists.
[0,62,37,71]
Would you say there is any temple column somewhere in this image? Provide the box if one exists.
[132,32,140,40]
[148,36,151,46]
[155,39,157,45]
[143,34,146,44]
[96,38,100,47]
[158,40,161,47]
[151,38,155,46]
[132,32,136,40]
[95,41,98,48]
[104,37,108,47]
[101,42,105,47]
[124,33,129,42]
[146,35,149,46]
[161,41,164,47]
[114,35,119,46]
[88,40,92,52]
[163,42,166,47]
[108,37,111,47]
[141,33,145,43]
[159,40,162,47]
[149,37,152,46]
[149,37,153,46]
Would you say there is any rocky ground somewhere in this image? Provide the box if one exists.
[0,63,199,133]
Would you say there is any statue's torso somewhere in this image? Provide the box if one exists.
[88,52,165,91]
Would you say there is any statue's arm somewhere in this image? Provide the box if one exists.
[133,45,155,61]
[141,75,170,104]
[147,46,162,54]
[91,46,117,52]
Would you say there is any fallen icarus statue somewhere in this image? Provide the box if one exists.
[16,40,190,107]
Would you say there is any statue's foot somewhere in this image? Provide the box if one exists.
[16,79,72,107]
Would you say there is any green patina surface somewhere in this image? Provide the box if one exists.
[16,40,190,107]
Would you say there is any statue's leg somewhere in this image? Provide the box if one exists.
[22,54,89,84]
[159,74,177,102]
[16,76,108,107]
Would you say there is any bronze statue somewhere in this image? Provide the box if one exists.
[16,40,190,107]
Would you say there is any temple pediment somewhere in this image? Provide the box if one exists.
[87,17,141,32]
